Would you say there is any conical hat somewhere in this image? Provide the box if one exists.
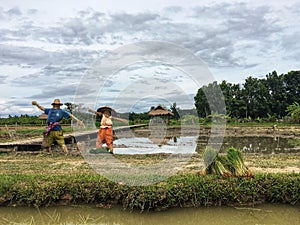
[97,106,117,116]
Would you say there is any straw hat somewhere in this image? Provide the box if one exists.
[97,106,117,116]
[51,99,63,106]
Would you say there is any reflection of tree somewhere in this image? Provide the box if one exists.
[197,135,299,154]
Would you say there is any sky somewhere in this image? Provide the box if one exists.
[0,0,299,116]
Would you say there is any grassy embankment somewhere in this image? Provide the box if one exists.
[0,172,299,211]
[0,153,299,211]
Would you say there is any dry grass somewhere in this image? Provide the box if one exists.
[0,152,299,176]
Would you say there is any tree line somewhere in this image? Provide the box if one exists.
[0,114,71,126]
[1,70,299,125]
[194,70,300,122]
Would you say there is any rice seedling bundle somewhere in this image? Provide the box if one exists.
[202,146,253,177]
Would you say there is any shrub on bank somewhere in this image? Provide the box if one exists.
[0,173,299,211]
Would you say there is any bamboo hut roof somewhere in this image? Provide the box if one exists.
[38,113,48,119]
[148,105,174,116]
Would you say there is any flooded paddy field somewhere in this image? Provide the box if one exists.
[0,126,299,174]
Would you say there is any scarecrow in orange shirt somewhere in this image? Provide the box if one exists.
[88,106,127,154]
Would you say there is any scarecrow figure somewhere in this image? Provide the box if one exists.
[88,106,127,154]
[32,99,84,155]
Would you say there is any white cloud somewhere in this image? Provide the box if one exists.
[0,0,299,116]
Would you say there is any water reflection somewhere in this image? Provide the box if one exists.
[113,136,197,154]
[197,135,300,154]
[80,128,300,155]
[113,131,300,154]
[0,204,299,225]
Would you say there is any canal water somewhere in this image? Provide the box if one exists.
[0,204,299,225]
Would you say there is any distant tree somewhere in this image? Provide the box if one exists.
[194,81,226,117]
[194,70,300,121]
[64,102,77,114]
[170,103,180,120]
[284,71,300,106]
[129,112,150,123]
[266,71,287,118]
[286,102,300,123]
[220,81,244,118]
[241,77,270,119]
[150,106,155,111]
[194,87,209,117]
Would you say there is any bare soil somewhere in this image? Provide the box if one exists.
[0,152,299,176]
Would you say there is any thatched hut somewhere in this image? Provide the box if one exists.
[148,105,174,124]
[148,105,174,117]
[38,113,48,120]
[38,113,48,125]
[148,105,174,145]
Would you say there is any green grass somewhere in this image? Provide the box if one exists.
[0,173,299,211]
[0,152,299,211]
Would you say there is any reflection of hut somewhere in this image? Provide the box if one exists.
[149,136,175,147]
[148,105,174,124]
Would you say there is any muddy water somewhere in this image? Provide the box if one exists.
[110,128,300,154]
[198,135,300,154]
[0,204,299,225]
